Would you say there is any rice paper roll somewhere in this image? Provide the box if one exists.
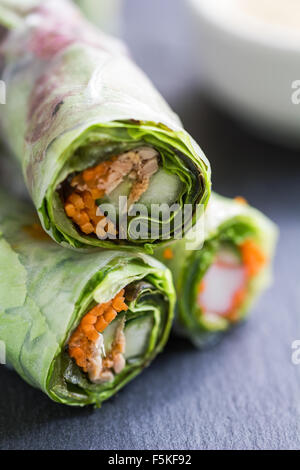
[0,0,210,252]
[155,193,278,347]
[74,0,121,33]
[0,189,175,406]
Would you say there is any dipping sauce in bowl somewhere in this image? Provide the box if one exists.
[241,0,300,32]
[187,0,300,145]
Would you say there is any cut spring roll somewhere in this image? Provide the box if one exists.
[155,193,278,347]
[0,0,210,252]
[0,189,175,406]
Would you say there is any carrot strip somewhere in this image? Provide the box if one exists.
[163,248,174,260]
[241,240,266,277]
[234,196,248,205]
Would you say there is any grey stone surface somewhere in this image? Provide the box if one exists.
[0,0,300,450]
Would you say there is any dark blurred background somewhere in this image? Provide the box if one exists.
[1,0,300,450]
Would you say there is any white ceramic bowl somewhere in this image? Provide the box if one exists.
[186,0,300,145]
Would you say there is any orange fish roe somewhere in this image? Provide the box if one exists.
[241,240,267,277]
[68,289,128,378]
[63,148,159,237]
[163,247,174,260]
[64,190,105,235]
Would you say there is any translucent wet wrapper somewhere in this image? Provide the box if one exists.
[74,0,122,34]
[0,0,210,252]
[155,193,278,347]
[0,189,175,407]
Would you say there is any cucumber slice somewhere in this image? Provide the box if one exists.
[106,168,182,212]
[102,318,120,353]
[138,169,183,207]
[106,179,133,212]
[124,314,153,359]
[102,313,153,360]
